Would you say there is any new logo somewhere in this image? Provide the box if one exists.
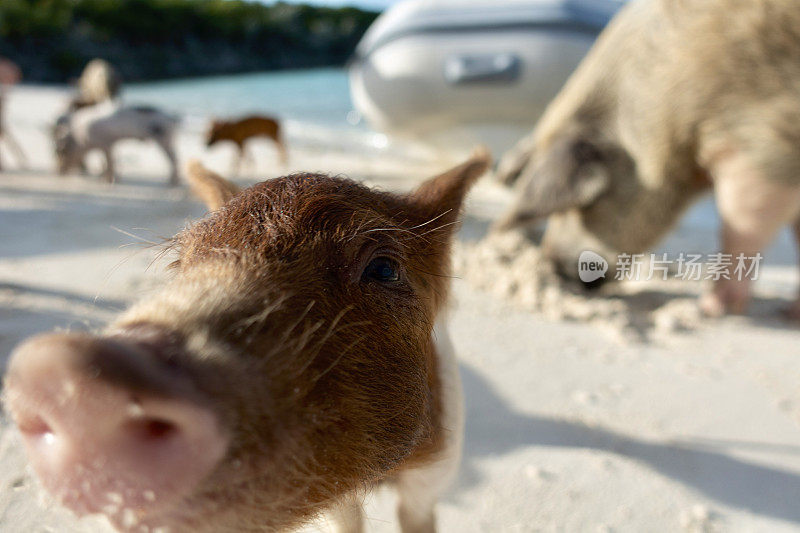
[578,250,608,283]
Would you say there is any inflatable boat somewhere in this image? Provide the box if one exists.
[348,0,625,154]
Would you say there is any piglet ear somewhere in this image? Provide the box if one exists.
[185,160,241,211]
[409,146,491,229]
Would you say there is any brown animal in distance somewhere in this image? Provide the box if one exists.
[4,150,491,532]
[206,115,288,175]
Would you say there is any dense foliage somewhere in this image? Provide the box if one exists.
[0,0,378,82]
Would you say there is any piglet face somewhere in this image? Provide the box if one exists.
[4,153,489,532]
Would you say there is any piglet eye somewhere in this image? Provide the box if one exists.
[363,257,401,283]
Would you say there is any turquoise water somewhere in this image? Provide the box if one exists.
[126,68,356,129]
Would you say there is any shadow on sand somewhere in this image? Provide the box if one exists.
[456,363,800,524]
[0,176,201,259]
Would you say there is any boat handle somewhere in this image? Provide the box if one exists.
[443,53,521,85]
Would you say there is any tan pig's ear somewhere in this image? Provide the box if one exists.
[185,159,241,211]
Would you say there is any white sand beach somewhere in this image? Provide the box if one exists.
[1,85,799,532]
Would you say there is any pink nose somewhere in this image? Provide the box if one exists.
[3,332,228,527]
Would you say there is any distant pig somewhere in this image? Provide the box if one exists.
[54,104,179,185]
[496,0,800,318]
[4,151,490,532]
[206,115,288,176]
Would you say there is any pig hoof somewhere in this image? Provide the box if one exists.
[699,292,726,318]
[700,290,749,317]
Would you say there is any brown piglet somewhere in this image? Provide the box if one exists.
[206,115,288,175]
[3,151,491,532]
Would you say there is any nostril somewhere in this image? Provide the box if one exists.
[17,414,53,438]
[126,417,179,441]
[145,419,176,439]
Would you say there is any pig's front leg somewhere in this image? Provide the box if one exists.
[2,127,27,169]
[396,469,439,533]
[101,146,115,183]
[276,138,289,167]
[395,323,463,533]
[395,444,461,533]
[156,137,179,186]
[787,217,800,321]
[701,154,800,316]
[242,143,256,172]
[72,145,88,175]
[231,144,244,177]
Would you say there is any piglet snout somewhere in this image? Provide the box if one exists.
[4,332,228,523]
